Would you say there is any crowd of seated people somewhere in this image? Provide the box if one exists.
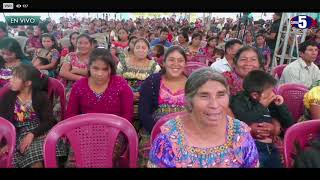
[0,14,319,168]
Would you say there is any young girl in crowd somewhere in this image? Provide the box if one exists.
[207,47,224,66]
[25,26,42,59]
[254,34,272,72]
[0,38,31,88]
[60,31,80,59]
[203,36,218,65]
[0,64,66,168]
[123,35,138,58]
[117,38,161,104]
[112,28,129,52]
[32,33,61,77]
[150,44,165,67]
[117,37,161,141]
[65,48,133,167]
[176,31,189,50]
[59,33,94,102]
[213,48,225,60]
[204,36,218,58]
[217,30,226,49]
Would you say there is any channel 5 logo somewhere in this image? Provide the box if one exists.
[290,15,318,29]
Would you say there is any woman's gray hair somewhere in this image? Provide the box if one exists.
[185,67,229,112]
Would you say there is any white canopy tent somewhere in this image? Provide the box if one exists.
[1,12,276,23]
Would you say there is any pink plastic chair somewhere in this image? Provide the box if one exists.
[284,119,320,168]
[272,64,287,79]
[278,83,309,122]
[184,61,207,77]
[0,117,16,168]
[150,112,187,143]
[189,54,209,64]
[43,113,139,168]
[48,77,66,121]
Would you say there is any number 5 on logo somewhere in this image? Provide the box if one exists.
[298,15,307,29]
[290,15,317,29]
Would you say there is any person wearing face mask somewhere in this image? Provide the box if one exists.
[0,38,31,88]
[138,46,187,167]
[66,47,133,121]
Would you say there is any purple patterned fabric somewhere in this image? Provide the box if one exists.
[149,116,260,168]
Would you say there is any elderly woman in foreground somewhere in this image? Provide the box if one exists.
[148,67,259,168]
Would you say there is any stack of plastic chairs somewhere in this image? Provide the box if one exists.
[184,61,207,77]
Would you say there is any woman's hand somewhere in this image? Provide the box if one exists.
[134,92,140,103]
[250,122,275,139]
[0,145,8,156]
[71,67,88,76]
[250,123,269,139]
[274,95,284,106]
[19,133,34,154]
[259,92,276,108]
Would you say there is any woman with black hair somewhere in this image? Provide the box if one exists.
[59,33,94,102]
[25,26,42,59]
[65,48,133,167]
[32,33,61,77]
[0,38,31,88]
[138,46,187,167]
[176,31,189,50]
[60,31,80,59]
[185,32,205,61]
[0,64,66,168]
